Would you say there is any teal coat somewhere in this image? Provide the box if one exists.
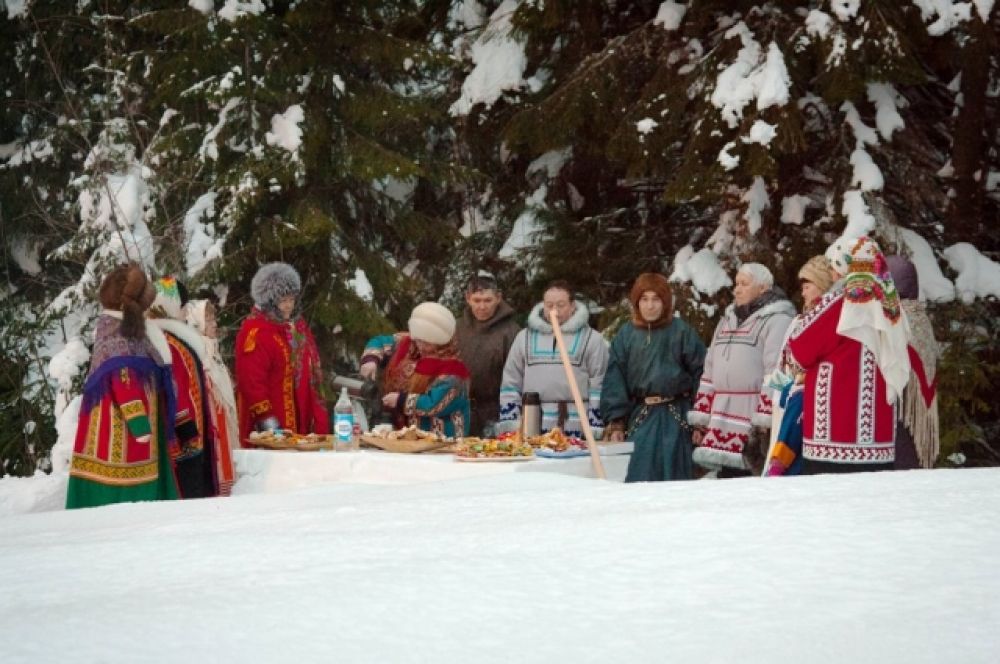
[601,319,706,482]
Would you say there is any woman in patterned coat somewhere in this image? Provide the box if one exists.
[186,299,238,495]
[235,262,329,444]
[687,264,795,476]
[148,277,229,499]
[378,302,471,437]
[67,264,180,509]
[762,255,835,476]
[787,237,910,474]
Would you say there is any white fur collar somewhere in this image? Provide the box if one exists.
[723,298,796,322]
[527,299,591,334]
[147,317,208,365]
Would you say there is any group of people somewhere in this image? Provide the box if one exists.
[353,236,939,484]
[68,234,941,509]
[687,236,939,480]
[67,266,239,508]
[66,261,327,509]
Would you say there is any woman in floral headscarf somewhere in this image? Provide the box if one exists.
[786,236,910,474]
[187,299,238,495]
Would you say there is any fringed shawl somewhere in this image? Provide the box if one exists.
[901,300,940,468]
[385,334,420,392]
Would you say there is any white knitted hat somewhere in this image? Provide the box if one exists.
[408,302,456,345]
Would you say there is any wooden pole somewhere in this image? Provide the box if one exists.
[548,308,606,479]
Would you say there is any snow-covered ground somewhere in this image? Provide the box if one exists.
[2,468,998,663]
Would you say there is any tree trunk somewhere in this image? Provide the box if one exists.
[949,11,996,240]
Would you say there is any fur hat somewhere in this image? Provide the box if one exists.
[797,255,834,294]
[99,263,155,338]
[629,272,673,328]
[251,262,301,309]
[408,302,456,345]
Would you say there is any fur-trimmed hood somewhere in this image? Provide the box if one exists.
[251,262,301,309]
[527,299,591,334]
[723,291,796,324]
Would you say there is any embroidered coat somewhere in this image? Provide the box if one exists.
[687,298,795,470]
[235,307,330,445]
[455,301,521,436]
[362,332,419,428]
[152,318,234,499]
[67,315,180,509]
[497,301,608,439]
[365,333,471,436]
[601,320,705,482]
[787,288,896,464]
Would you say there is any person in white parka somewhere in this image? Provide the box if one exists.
[687,263,795,476]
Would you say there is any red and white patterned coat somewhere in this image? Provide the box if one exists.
[787,289,896,464]
[688,298,795,469]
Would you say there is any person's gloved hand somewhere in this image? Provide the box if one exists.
[256,416,281,432]
[382,392,400,409]
[359,361,378,381]
[765,369,793,392]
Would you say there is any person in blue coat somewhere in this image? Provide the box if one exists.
[602,273,706,482]
[379,302,472,438]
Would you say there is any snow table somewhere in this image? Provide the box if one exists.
[231,444,632,494]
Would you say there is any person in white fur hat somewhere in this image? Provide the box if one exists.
[362,302,471,437]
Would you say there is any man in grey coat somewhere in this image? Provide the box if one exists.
[455,272,521,437]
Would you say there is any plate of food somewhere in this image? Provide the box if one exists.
[534,447,590,458]
[245,430,334,451]
[454,437,535,461]
[359,425,453,453]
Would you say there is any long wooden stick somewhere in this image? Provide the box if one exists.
[548,308,606,480]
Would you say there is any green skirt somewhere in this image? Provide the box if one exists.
[66,440,179,509]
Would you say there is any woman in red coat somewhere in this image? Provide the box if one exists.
[788,236,910,474]
[67,264,180,509]
[235,262,329,445]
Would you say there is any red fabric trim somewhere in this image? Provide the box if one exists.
[387,334,412,374]
[907,346,937,408]
[413,357,470,380]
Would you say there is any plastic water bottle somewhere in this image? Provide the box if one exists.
[334,387,354,452]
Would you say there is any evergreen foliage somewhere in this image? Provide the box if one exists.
[1,1,998,474]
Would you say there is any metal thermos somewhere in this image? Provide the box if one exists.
[332,373,382,429]
[522,392,541,437]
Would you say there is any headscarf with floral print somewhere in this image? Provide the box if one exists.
[825,236,910,403]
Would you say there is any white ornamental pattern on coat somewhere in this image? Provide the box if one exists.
[805,441,895,463]
[814,362,833,442]
[857,347,876,443]
[789,287,841,340]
